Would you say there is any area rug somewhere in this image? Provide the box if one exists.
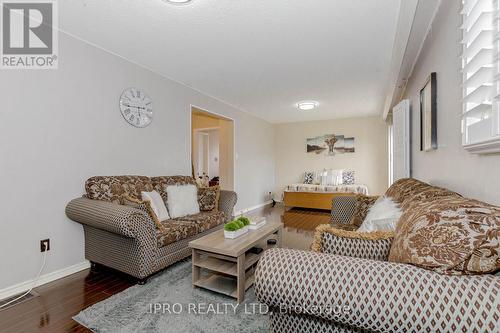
[73,259,268,333]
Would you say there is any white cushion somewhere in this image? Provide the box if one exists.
[166,184,200,218]
[320,169,344,186]
[364,217,399,231]
[358,196,402,232]
[141,190,170,221]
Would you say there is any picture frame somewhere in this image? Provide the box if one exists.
[420,72,437,151]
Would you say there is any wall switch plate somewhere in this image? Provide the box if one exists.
[40,239,50,252]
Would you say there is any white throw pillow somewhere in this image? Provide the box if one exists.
[320,169,344,186]
[141,190,170,221]
[358,196,402,232]
[166,184,200,218]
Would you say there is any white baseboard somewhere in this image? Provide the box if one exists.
[0,260,90,301]
[234,200,273,216]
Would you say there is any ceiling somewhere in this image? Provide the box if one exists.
[60,0,402,123]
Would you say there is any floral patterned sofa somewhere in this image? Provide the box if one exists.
[255,178,499,332]
[66,175,237,283]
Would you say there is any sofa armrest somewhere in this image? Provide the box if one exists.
[330,194,379,229]
[255,248,499,333]
[311,225,393,261]
[330,196,357,225]
[218,190,237,221]
[65,197,156,239]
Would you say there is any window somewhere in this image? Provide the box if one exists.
[461,0,500,153]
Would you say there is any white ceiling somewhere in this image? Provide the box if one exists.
[60,0,401,123]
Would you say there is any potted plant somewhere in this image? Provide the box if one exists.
[237,216,250,231]
[224,219,249,239]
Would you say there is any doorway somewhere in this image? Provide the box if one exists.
[191,106,235,190]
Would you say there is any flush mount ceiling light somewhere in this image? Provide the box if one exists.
[164,0,192,4]
[297,101,319,111]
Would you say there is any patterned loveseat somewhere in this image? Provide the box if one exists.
[255,178,499,332]
[66,175,237,283]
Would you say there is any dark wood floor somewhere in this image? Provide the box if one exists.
[0,204,330,332]
[0,266,135,333]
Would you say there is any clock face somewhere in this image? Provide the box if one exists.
[119,88,153,128]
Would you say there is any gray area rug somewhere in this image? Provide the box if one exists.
[74,259,269,333]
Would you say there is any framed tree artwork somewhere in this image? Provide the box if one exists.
[420,72,437,151]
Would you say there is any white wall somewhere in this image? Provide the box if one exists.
[403,0,500,206]
[0,33,275,290]
[274,116,389,199]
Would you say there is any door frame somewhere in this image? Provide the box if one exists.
[190,104,236,191]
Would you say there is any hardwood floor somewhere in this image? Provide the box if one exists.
[0,204,330,332]
[0,266,135,333]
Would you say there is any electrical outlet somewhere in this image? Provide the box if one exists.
[40,239,50,252]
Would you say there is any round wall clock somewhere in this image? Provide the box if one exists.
[119,87,153,128]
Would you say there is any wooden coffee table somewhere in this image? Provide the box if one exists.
[188,221,282,303]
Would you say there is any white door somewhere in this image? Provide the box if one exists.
[391,99,410,184]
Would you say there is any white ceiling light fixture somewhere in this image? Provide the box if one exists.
[164,0,193,4]
[297,101,319,111]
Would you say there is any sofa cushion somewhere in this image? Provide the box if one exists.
[141,190,170,221]
[198,186,220,211]
[85,176,154,203]
[156,211,227,247]
[349,194,379,228]
[173,211,227,233]
[166,184,200,218]
[156,220,199,247]
[151,176,196,204]
[121,194,164,230]
[388,180,500,275]
[358,196,402,232]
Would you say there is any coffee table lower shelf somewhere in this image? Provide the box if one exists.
[193,274,255,299]
[189,221,283,303]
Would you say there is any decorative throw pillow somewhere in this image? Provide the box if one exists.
[121,194,164,230]
[166,184,200,218]
[348,194,380,228]
[358,196,402,232]
[342,170,355,185]
[312,171,322,185]
[311,224,395,252]
[141,190,170,221]
[198,186,220,211]
[321,169,344,186]
[303,172,314,184]
[389,194,500,275]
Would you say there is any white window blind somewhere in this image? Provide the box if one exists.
[461,0,500,152]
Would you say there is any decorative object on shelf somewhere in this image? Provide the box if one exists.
[268,191,277,207]
[248,216,266,230]
[195,173,209,187]
[420,72,437,151]
[209,176,219,187]
[461,0,500,154]
[119,87,153,128]
[223,217,250,239]
[307,134,355,155]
